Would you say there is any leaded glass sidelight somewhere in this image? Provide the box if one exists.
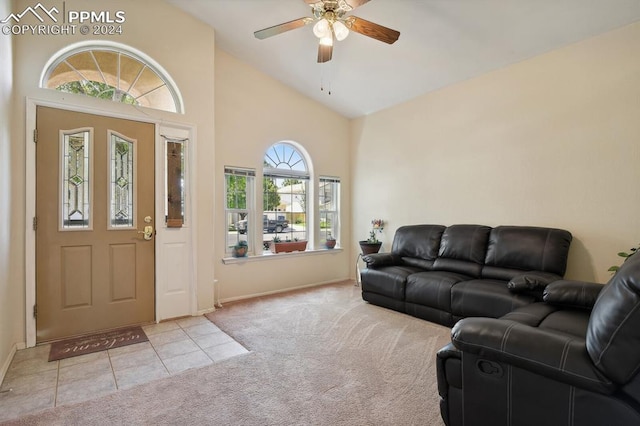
[109,131,136,228]
[165,139,185,228]
[61,129,93,229]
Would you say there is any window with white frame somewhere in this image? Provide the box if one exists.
[263,143,309,248]
[225,167,255,254]
[319,176,340,247]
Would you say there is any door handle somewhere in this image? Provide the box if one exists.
[138,225,154,240]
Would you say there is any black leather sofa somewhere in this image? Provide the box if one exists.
[360,224,572,326]
[436,250,640,426]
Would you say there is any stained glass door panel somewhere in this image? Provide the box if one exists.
[36,106,155,342]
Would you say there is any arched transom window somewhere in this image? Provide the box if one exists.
[42,43,183,113]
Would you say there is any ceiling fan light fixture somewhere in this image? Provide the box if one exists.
[254,0,400,64]
[319,35,334,46]
[333,20,349,41]
[313,18,331,39]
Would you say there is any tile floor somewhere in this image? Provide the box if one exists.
[0,316,249,422]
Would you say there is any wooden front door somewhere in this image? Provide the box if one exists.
[36,106,155,342]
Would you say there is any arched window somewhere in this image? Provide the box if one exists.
[224,141,341,259]
[263,142,310,244]
[41,41,183,113]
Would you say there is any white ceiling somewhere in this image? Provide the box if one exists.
[168,0,640,118]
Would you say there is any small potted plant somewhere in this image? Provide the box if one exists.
[325,232,337,249]
[359,219,384,255]
[232,240,248,258]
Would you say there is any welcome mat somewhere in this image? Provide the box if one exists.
[48,325,148,362]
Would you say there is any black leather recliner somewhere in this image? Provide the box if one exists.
[436,250,640,425]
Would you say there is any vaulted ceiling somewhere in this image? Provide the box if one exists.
[168,0,640,118]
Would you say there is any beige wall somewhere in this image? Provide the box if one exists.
[8,0,216,353]
[214,49,352,302]
[0,0,19,374]
[4,0,637,373]
[2,0,351,368]
[352,22,640,283]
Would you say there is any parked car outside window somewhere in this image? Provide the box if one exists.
[237,214,289,234]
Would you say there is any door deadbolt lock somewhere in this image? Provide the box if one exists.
[138,225,154,240]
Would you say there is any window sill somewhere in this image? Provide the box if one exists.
[221,247,343,265]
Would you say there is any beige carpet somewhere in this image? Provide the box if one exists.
[4,281,450,425]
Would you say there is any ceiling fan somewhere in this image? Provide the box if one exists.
[254,0,400,63]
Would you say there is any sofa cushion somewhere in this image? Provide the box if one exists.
[401,257,435,270]
[391,224,445,261]
[503,303,590,338]
[587,252,640,384]
[360,266,423,300]
[406,271,471,311]
[483,226,572,277]
[433,225,491,277]
[539,309,591,338]
[501,302,561,327]
[482,265,529,281]
[451,279,537,319]
[437,225,491,264]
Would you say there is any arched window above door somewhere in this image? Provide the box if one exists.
[41,41,183,113]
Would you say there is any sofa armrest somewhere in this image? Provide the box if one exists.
[451,318,615,394]
[507,271,561,293]
[543,280,603,310]
[437,343,462,395]
[436,342,462,426]
[361,253,401,268]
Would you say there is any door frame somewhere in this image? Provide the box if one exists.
[25,97,198,347]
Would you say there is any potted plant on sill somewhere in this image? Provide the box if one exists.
[270,236,308,253]
[359,219,384,255]
[325,232,337,249]
[232,240,248,258]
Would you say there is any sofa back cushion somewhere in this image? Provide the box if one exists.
[482,226,572,279]
[392,225,445,269]
[433,225,491,277]
[586,252,640,384]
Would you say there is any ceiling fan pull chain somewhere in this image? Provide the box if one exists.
[320,63,332,95]
[327,61,332,95]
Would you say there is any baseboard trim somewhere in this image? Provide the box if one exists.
[219,278,353,305]
[1,342,23,384]
[196,307,217,316]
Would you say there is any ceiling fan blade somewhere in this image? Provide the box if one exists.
[254,18,309,40]
[348,16,400,44]
[317,43,333,63]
